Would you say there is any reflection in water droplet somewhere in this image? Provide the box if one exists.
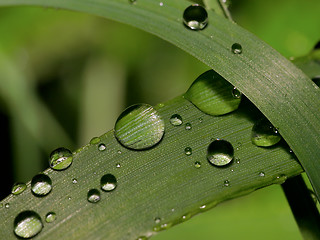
[183,4,208,30]
[117,150,122,154]
[101,174,117,192]
[224,180,230,187]
[31,174,52,197]
[231,43,242,54]
[185,70,242,116]
[72,178,78,184]
[90,137,101,145]
[114,104,165,150]
[252,118,281,147]
[87,189,101,203]
[185,123,192,130]
[12,182,27,195]
[98,144,106,151]
[194,161,201,168]
[116,163,121,168]
[49,147,73,171]
[232,87,242,99]
[207,139,234,166]
[199,205,206,210]
[170,114,183,126]
[14,211,43,238]
[259,172,265,177]
[45,212,56,223]
[5,203,10,209]
[185,147,192,156]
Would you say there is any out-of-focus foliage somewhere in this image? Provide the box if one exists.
[0,0,319,239]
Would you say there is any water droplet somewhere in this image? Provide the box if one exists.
[207,139,234,166]
[181,213,191,221]
[275,174,288,184]
[114,104,165,150]
[199,117,203,123]
[101,174,117,192]
[185,147,192,156]
[31,173,52,197]
[259,172,265,177]
[68,196,72,200]
[129,0,137,4]
[87,189,101,203]
[232,87,242,99]
[231,43,242,54]
[185,70,242,116]
[14,211,43,238]
[194,161,201,168]
[98,143,106,151]
[117,150,122,154]
[183,4,208,30]
[154,217,161,224]
[235,158,240,164]
[72,178,78,184]
[5,203,10,208]
[224,180,230,187]
[49,147,73,171]
[116,163,121,168]
[185,123,192,130]
[45,212,56,223]
[170,114,183,126]
[252,118,281,147]
[12,182,27,195]
[199,204,206,209]
[90,137,101,145]
[136,236,148,240]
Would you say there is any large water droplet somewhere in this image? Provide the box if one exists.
[170,114,183,126]
[87,189,101,203]
[183,4,208,30]
[252,118,281,147]
[101,174,117,192]
[231,43,242,54]
[207,139,234,166]
[31,174,52,197]
[49,147,73,171]
[114,104,165,150]
[14,211,43,238]
[185,70,242,116]
[12,182,27,195]
[45,212,56,223]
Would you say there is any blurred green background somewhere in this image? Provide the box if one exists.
[0,0,319,239]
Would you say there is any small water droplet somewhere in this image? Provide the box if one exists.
[159,2,163,6]
[184,147,192,156]
[68,196,72,200]
[224,180,230,187]
[198,117,203,123]
[194,161,201,168]
[154,217,161,224]
[185,70,242,116]
[101,174,117,192]
[117,150,122,154]
[31,173,52,197]
[72,178,78,184]
[199,204,206,209]
[14,211,43,238]
[45,212,56,223]
[252,118,281,147]
[136,236,148,240]
[114,104,165,150]
[185,123,192,130]
[49,147,73,171]
[170,114,183,126]
[12,182,27,195]
[231,43,242,54]
[98,143,106,151]
[236,158,240,164]
[259,172,265,177]
[171,208,175,212]
[90,137,101,145]
[232,87,242,99]
[181,213,191,221]
[275,174,288,184]
[116,163,121,168]
[183,4,208,30]
[129,0,137,4]
[87,189,101,203]
[5,203,10,209]
[207,139,234,166]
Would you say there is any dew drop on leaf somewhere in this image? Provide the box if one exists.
[101,174,117,192]
[259,171,265,177]
[129,0,137,4]
[11,182,27,195]
[87,189,101,203]
[185,147,192,156]
[231,43,242,54]
[114,104,165,150]
[183,4,208,30]
[5,203,10,209]
[207,139,234,166]
[185,70,242,116]
[49,147,73,171]
[224,180,230,187]
[98,143,106,151]
[194,161,201,168]
[185,123,192,130]
[154,217,161,224]
[45,212,56,223]
[31,174,52,197]
[251,118,281,147]
[72,178,78,184]
[232,87,242,99]
[14,211,43,238]
[170,114,183,126]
